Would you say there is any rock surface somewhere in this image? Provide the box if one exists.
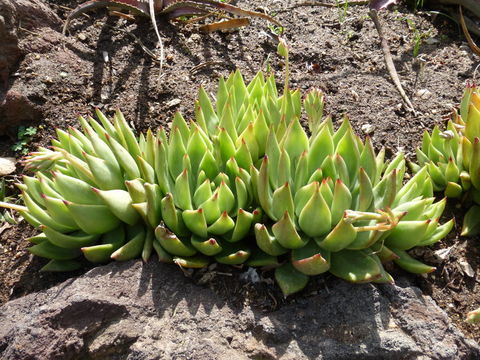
[0,0,19,92]
[0,0,60,134]
[0,0,60,90]
[0,260,478,360]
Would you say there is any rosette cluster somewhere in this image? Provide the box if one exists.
[250,112,453,294]
[412,84,480,237]
[412,84,480,322]
[0,66,453,296]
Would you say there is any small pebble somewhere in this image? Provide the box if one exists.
[433,247,453,262]
[416,89,432,99]
[424,38,439,45]
[351,89,359,102]
[361,123,375,135]
[459,260,475,278]
[165,98,181,108]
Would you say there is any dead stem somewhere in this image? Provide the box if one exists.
[149,0,165,82]
[102,23,161,63]
[0,202,28,212]
[190,61,225,74]
[285,0,369,11]
[459,6,480,57]
[369,9,416,115]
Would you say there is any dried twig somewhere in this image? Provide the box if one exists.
[190,61,226,74]
[148,0,164,80]
[459,6,480,57]
[199,17,250,32]
[288,0,369,9]
[101,23,161,63]
[369,9,416,114]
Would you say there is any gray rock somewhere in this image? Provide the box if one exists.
[0,260,478,360]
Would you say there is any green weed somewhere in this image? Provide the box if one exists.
[12,126,38,155]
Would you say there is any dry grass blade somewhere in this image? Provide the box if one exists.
[199,17,250,32]
[459,5,480,57]
[293,0,369,8]
[103,23,161,62]
[198,0,282,26]
[438,0,480,17]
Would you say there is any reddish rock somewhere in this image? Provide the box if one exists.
[0,0,60,133]
[0,90,41,136]
[12,0,61,31]
[0,0,61,90]
[0,0,20,92]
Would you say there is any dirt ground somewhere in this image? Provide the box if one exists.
[1,0,480,343]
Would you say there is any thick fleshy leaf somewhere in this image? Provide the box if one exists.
[317,217,357,252]
[391,248,435,274]
[330,250,382,283]
[272,182,294,221]
[461,205,480,237]
[214,242,251,265]
[298,183,331,237]
[155,224,196,257]
[254,223,288,256]
[272,211,307,249]
[291,240,330,275]
[275,263,309,296]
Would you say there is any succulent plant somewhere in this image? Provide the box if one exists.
[411,84,480,237]
[0,42,453,296]
[412,83,480,322]
[3,111,156,271]
[5,106,265,271]
[249,112,453,295]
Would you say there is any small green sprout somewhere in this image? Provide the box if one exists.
[12,126,38,155]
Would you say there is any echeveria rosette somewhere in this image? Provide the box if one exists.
[405,84,480,323]
[8,110,160,271]
[14,107,264,270]
[196,63,308,168]
[412,84,480,237]
[147,112,262,267]
[252,115,453,295]
[7,66,302,273]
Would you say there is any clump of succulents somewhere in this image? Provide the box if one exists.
[251,113,453,294]
[0,42,453,296]
[412,83,480,323]
[411,84,480,237]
